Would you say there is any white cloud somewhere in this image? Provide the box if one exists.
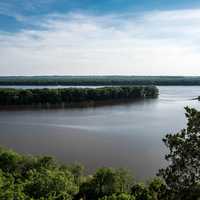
[1,9,200,75]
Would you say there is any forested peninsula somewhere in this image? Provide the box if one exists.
[0,86,158,107]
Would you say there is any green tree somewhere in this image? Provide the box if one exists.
[93,168,119,197]
[147,178,166,200]
[0,147,22,174]
[115,168,134,193]
[158,107,200,200]
[131,183,152,200]
[0,170,26,200]
[24,168,78,200]
[78,167,133,200]
[66,162,85,185]
[99,193,136,200]
[93,168,133,197]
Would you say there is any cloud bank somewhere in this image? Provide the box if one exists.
[1,9,200,75]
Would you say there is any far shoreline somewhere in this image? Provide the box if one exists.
[1,75,200,86]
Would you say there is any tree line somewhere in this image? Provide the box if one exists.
[0,86,158,106]
[1,76,200,86]
[0,107,200,199]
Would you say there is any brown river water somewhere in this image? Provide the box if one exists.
[0,86,200,180]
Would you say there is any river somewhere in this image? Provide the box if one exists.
[0,86,199,180]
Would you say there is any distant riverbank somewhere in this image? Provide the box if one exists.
[0,86,158,109]
[1,75,200,86]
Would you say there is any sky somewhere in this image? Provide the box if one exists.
[1,0,200,76]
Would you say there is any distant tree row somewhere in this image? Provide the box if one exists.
[0,86,158,106]
[1,75,200,85]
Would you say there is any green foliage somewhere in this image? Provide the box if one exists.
[158,107,200,200]
[78,167,134,200]
[0,148,137,200]
[66,162,85,185]
[0,147,78,200]
[131,183,152,200]
[0,86,158,106]
[130,178,166,200]
[0,147,22,173]
[99,193,136,200]
[24,169,78,199]
[92,168,128,196]
[147,178,166,200]
[0,170,26,200]
[1,75,200,86]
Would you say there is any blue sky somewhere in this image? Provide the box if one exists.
[1,0,200,32]
[1,0,200,75]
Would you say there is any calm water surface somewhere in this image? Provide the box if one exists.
[0,86,200,180]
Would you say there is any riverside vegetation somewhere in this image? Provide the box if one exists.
[0,86,158,107]
[1,76,200,86]
[0,107,200,200]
